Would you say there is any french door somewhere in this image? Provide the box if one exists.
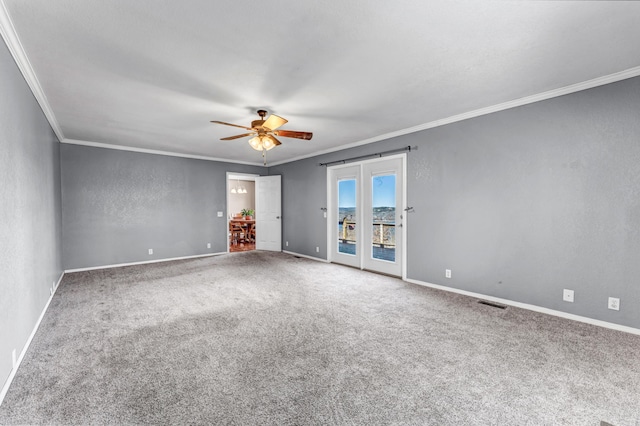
[328,155,405,277]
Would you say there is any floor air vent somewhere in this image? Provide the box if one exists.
[478,300,507,309]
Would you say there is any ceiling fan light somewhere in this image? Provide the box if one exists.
[248,136,262,151]
[262,135,276,151]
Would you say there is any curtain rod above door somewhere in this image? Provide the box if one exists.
[319,146,413,167]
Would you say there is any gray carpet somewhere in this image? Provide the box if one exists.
[1,251,639,425]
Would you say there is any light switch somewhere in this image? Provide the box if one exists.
[217,211,223,217]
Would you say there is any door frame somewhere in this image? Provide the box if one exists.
[326,153,407,280]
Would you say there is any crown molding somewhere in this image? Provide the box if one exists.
[62,138,264,166]
[269,66,640,166]
[0,0,65,142]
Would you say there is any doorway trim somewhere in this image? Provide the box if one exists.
[326,153,407,280]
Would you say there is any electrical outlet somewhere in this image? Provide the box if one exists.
[12,349,16,369]
[286,241,289,247]
[445,269,452,278]
[323,211,327,218]
[608,297,620,311]
[217,211,223,217]
[207,243,211,249]
[148,249,153,255]
[563,289,574,303]
[316,247,320,253]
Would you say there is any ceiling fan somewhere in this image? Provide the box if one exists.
[211,110,312,165]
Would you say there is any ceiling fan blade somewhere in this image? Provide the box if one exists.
[273,130,313,140]
[262,114,288,131]
[267,134,282,146]
[220,132,255,141]
[210,120,254,131]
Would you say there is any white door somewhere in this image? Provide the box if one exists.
[255,175,282,251]
[329,165,361,268]
[362,157,403,276]
[328,155,405,277]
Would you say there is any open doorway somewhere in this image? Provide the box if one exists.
[227,173,258,252]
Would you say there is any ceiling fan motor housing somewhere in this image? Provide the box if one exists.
[251,119,266,129]
[252,110,268,129]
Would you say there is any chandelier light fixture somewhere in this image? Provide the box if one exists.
[230,179,247,194]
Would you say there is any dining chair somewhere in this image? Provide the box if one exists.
[248,223,256,242]
[229,221,244,244]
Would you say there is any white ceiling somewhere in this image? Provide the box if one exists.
[2,1,640,166]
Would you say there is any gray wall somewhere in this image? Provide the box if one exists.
[0,41,63,391]
[269,157,330,257]
[61,144,265,270]
[271,76,640,330]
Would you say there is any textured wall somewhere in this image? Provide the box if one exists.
[269,157,330,257]
[404,77,640,329]
[61,145,265,270]
[0,41,63,391]
[272,76,640,329]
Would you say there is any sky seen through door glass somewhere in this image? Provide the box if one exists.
[338,175,395,208]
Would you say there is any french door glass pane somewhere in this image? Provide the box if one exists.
[371,174,396,261]
[338,179,356,255]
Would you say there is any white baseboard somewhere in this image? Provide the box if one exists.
[64,252,227,273]
[405,278,640,336]
[0,271,65,407]
[283,250,329,263]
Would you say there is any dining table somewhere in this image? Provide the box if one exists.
[229,218,255,242]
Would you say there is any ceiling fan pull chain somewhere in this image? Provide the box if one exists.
[263,148,267,166]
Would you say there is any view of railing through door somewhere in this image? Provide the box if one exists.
[338,175,397,262]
